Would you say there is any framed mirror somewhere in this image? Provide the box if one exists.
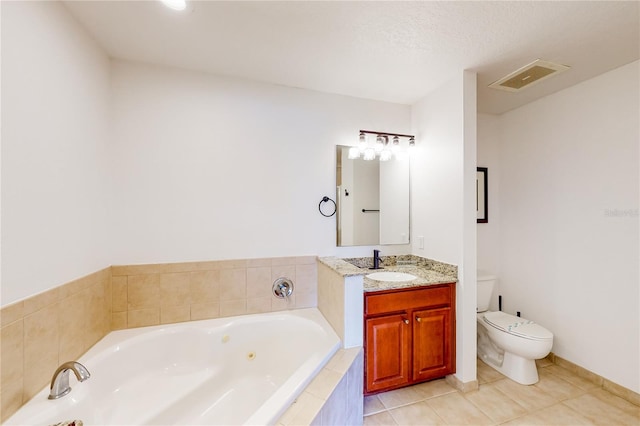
[336,145,410,246]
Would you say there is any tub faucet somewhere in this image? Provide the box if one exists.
[48,361,91,400]
[371,249,383,270]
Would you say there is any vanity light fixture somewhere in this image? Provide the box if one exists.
[160,0,187,11]
[351,130,415,161]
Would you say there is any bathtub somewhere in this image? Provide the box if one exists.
[6,308,341,426]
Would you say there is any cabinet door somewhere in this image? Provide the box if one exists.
[365,314,411,393]
[412,307,453,382]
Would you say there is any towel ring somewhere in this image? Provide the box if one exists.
[319,196,336,217]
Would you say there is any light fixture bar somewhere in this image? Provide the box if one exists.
[359,130,415,139]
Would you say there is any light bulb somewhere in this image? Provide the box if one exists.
[160,0,186,11]
[392,136,400,152]
[380,149,392,161]
[348,147,360,159]
[363,147,376,161]
[359,132,367,151]
[374,135,384,153]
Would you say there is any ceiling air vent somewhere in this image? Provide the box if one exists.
[489,59,570,92]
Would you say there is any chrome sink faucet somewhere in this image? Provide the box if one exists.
[48,361,91,399]
[371,249,383,270]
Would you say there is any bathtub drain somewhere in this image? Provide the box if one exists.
[247,352,256,360]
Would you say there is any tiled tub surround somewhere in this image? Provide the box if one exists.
[0,256,318,422]
[278,347,364,426]
[0,268,112,422]
[111,256,319,329]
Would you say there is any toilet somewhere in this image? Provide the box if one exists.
[477,272,553,385]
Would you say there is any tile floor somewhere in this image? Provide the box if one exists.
[363,358,640,425]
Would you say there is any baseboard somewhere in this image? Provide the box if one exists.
[547,352,639,407]
[446,374,479,393]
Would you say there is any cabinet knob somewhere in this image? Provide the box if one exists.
[415,316,422,322]
[403,318,409,325]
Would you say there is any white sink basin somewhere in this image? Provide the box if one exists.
[366,271,417,282]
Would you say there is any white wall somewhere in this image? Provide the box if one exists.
[476,113,501,290]
[1,1,112,305]
[482,61,639,392]
[109,61,411,265]
[411,70,478,384]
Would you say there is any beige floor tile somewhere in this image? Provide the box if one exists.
[534,368,586,401]
[493,378,557,411]
[562,393,639,425]
[477,358,507,384]
[464,383,527,423]
[389,401,446,426]
[543,365,600,391]
[500,412,554,425]
[426,392,493,425]
[533,403,594,425]
[377,386,424,410]
[364,411,398,425]
[412,379,457,400]
[587,388,640,418]
[364,395,387,416]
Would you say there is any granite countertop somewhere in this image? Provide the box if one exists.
[318,255,457,292]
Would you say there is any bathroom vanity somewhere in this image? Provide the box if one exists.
[364,283,455,394]
[316,255,457,396]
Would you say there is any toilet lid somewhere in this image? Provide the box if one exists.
[483,311,553,341]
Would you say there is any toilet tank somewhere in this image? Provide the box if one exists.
[477,271,497,312]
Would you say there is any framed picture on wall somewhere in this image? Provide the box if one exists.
[477,167,488,223]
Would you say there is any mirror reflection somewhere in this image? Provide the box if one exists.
[336,144,410,246]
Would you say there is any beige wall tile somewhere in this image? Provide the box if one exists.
[190,303,220,321]
[247,297,271,315]
[1,302,24,327]
[23,304,60,401]
[86,282,108,347]
[1,378,24,423]
[161,305,190,324]
[295,291,317,309]
[58,290,89,362]
[111,276,128,312]
[246,267,272,298]
[271,257,297,266]
[160,273,191,307]
[216,259,247,269]
[1,320,24,387]
[272,265,296,283]
[127,308,160,328]
[296,256,317,265]
[112,312,127,330]
[271,294,296,312]
[247,258,272,267]
[219,269,246,301]
[190,270,220,303]
[220,300,246,317]
[127,274,160,310]
[295,264,317,293]
[23,288,60,316]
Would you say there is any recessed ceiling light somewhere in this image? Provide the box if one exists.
[160,0,186,11]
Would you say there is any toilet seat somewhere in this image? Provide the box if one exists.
[483,311,553,341]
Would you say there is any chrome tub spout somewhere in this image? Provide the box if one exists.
[48,361,91,400]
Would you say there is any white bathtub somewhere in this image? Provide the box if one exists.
[6,308,340,426]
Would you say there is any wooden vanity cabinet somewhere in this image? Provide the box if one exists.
[364,283,456,395]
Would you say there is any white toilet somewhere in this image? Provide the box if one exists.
[477,272,553,385]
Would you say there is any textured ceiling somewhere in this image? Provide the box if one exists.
[63,1,639,114]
